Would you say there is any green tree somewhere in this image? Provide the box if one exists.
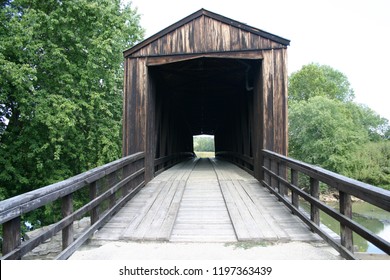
[346,103,389,141]
[193,136,215,152]
[288,63,390,191]
[346,141,390,190]
[0,0,144,207]
[288,96,369,174]
[288,63,355,103]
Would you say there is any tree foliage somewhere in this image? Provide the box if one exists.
[289,96,369,174]
[288,63,389,190]
[288,63,355,103]
[346,141,390,190]
[346,103,389,141]
[193,135,215,152]
[0,0,144,203]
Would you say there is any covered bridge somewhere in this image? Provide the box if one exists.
[122,8,290,182]
[2,9,389,261]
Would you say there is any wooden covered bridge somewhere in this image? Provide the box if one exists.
[1,9,389,260]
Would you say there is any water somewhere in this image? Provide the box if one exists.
[302,200,390,253]
[352,202,390,253]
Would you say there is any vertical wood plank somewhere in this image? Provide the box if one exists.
[62,194,74,250]
[122,58,130,157]
[221,23,231,51]
[262,50,274,151]
[2,217,21,257]
[310,178,320,227]
[340,191,354,252]
[281,49,288,155]
[145,65,156,183]
[271,49,288,156]
[253,58,263,180]
[127,59,137,155]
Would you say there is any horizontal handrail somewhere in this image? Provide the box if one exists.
[0,152,145,259]
[0,152,145,224]
[261,149,390,259]
[263,150,390,211]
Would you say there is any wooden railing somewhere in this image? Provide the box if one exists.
[261,149,390,260]
[0,152,145,260]
[2,148,388,260]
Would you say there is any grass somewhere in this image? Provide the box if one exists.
[194,151,215,158]
[224,241,272,250]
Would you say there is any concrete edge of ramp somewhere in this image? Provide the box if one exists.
[70,241,342,260]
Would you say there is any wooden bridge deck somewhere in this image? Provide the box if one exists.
[90,158,321,244]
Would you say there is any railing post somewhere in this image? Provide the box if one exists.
[271,159,278,191]
[255,150,264,181]
[90,181,99,225]
[291,169,299,212]
[310,178,320,227]
[108,172,117,209]
[278,162,287,197]
[276,161,280,196]
[339,191,354,252]
[2,217,21,258]
[122,165,129,197]
[62,194,74,250]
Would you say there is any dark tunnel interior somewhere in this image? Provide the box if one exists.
[150,57,260,159]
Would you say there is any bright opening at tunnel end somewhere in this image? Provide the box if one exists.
[193,134,215,158]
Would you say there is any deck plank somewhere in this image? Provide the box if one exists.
[170,158,237,242]
[89,158,324,245]
[121,159,197,241]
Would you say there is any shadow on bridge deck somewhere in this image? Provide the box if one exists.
[88,158,324,244]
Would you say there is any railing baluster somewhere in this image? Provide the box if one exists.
[271,159,278,191]
[264,156,270,186]
[122,165,129,197]
[310,177,320,227]
[108,172,117,209]
[61,194,74,250]
[89,181,99,225]
[2,217,21,258]
[278,161,287,197]
[339,191,354,252]
[276,161,281,196]
[291,169,299,212]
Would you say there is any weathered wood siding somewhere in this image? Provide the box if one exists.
[123,9,289,182]
[262,48,288,154]
[125,15,285,58]
[123,58,148,155]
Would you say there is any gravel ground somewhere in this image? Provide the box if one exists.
[69,241,342,260]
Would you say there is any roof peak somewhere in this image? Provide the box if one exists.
[124,9,290,57]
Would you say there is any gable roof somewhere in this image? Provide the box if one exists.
[124,8,290,58]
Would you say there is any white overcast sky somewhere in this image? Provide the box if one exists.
[127,0,390,120]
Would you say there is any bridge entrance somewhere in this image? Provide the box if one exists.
[122,9,289,183]
[150,57,259,158]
